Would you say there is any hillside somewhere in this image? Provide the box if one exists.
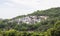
[7,7,60,25]
[0,7,60,36]
[29,7,60,17]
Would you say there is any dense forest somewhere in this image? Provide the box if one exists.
[0,7,60,36]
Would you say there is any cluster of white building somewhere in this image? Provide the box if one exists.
[9,16,48,24]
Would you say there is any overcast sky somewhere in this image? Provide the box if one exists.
[0,0,60,19]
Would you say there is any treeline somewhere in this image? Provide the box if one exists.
[0,20,60,36]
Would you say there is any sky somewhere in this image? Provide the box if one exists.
[0,0,60,19]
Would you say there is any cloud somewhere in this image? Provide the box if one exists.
[4,2,14,7]
[8,0,40,8]
[9,0,60,10]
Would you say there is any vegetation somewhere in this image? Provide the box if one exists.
[0,7,60,36]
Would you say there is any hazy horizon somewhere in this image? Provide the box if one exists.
[0,0,60,19]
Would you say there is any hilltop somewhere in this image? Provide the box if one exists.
[29,7,60,17]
